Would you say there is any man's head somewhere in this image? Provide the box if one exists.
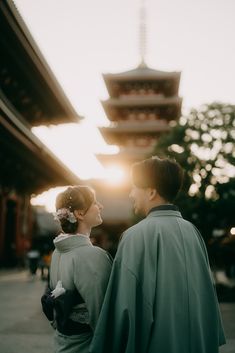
[129,156,183,216]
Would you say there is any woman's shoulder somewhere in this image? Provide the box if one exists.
[73,244,112,263]
[83,245,112,261]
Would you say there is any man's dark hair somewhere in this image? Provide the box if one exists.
[131,156,184,202]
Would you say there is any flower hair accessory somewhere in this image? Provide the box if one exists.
[54,208,77,223]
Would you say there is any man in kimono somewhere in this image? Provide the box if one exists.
[90,156,226,353]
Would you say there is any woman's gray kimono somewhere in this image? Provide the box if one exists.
[50,234,112,353]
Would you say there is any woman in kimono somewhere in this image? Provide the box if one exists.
[49,185,112,353]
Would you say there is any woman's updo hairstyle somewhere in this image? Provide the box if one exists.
[55,185,95,234]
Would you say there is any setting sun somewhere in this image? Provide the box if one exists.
[104,166,126,185]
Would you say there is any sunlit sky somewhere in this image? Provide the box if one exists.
[14,0,235,210]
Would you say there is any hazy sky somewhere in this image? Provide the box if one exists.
[13,0,235,207]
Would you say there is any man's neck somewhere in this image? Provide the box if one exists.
[145,199,169,215]
[147,204,178,216]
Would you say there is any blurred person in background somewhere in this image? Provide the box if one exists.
[40,250,52,283]
[26,247,40,277]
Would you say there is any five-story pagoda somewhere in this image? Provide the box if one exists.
[91,1,183,252]
[96,1,182,177]
[97,63,182,175]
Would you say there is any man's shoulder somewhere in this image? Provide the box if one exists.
[122,214,198,241]
[119,218,151,248]
[123,218,147,236]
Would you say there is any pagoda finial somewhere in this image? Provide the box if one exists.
[139,0,147,67]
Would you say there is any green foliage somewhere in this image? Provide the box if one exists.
[153,102,235,239]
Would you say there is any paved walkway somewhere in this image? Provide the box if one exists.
[220,302,235,353]
[0,269,234,353]
[0,269,53,353]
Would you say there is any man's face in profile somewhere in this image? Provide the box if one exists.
[129,184,148,216]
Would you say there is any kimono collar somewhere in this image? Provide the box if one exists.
[54,233,92,253]
[147,204,179,216]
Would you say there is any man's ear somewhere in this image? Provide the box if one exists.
[74,209,85,221]
[148,188,157,201]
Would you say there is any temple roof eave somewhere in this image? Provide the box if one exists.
[0,1,81,125]
[0,97,80,193]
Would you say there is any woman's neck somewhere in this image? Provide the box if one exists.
[77,224,91,237]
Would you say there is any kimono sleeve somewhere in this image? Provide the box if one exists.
[73,247,112,331]
[89,258,154,353]
[192,225,226,346]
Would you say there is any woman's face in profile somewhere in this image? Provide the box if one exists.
[83,198,103,228]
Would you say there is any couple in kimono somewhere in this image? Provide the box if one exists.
[49,156,225,353]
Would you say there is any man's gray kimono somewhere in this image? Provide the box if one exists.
[90,209,225,353]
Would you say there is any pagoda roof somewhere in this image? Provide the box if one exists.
[0,0,81,126]
[0,94,80,194]
[101,96,182,122]
[100,121,170,133]
[103,64,181,81]
[96,146,153,165]
[99,121,170,144]
[102,95,182,108]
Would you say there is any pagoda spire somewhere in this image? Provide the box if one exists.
[139,0,147,67]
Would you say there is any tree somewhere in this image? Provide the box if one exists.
[153,102,235,240]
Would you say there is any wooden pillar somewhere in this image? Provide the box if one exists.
[0,192,6,264]
[14,194,34,265]
[21,194,33,261]
[15,195,22,261]
[27,194,34,249]
[3,190,18,266]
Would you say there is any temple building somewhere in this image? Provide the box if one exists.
[0,0,81,266]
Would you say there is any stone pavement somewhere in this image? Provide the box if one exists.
[0,269,53,353]
[0,269,234,353]
[220,303,235,353]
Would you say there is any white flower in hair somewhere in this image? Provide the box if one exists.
[54,208,77,223]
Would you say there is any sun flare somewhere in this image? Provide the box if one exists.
[104,166,126,185]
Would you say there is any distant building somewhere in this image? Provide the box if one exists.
[91,63,182,252]
[0,0,81,266]
[92,0,182,249]
[97,63,182,173]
